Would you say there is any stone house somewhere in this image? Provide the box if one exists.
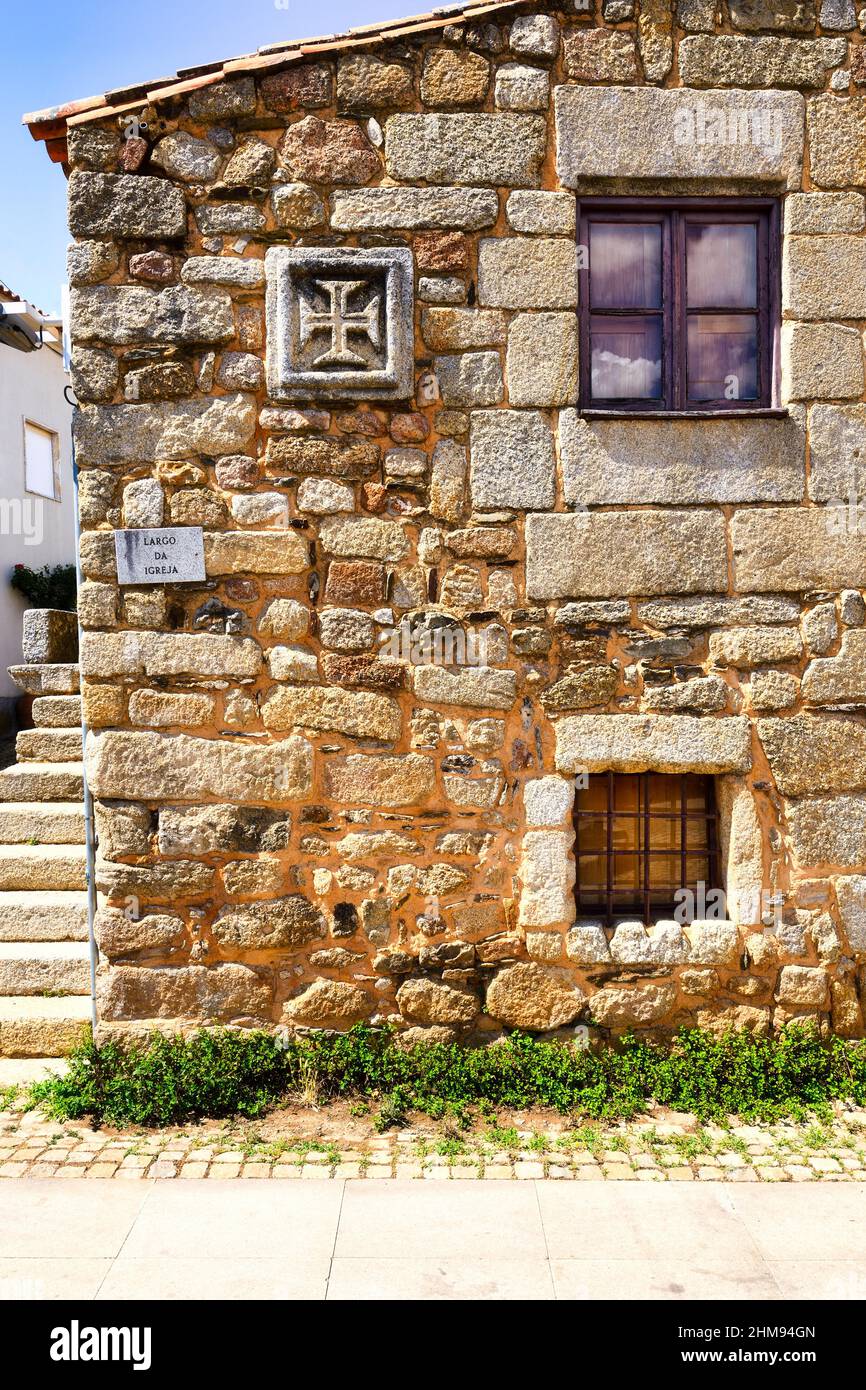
[18,0,866,1048]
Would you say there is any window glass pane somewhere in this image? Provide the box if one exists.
[580,777,609,813]
[687,314,758,401]
[591,315,663,400]
[647,774,680,812]
[685,817,713,849]
[612,816,639,852]
[24,423,57,500]
[575,854,607,891]
[575,818,606,854]
[686,856,711,886]
[649,888,680,907]
[650,818,680,852]
[647,855,681,888]
[683,775,712,811]
[611,854,640,896]
[589,223,662,308]
[614,778,639,813]
[686,223,757,309]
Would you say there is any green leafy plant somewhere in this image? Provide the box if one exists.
[29,1024,866,1131]
[10,563,77,611]
[670,1132,712,1163]
[557,1126,602,1154]
[0,1085,20,1112]
[435,1137,467,1158]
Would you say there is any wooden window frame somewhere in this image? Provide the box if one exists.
[577,197,781,416]
[572,772,722,927]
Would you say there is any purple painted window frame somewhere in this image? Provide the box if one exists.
[577,197,781,415]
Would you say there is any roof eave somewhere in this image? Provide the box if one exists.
[21,0,529,167]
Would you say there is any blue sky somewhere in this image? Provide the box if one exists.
[2,0,413,315]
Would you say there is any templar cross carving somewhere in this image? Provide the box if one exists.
[298,279,382,368]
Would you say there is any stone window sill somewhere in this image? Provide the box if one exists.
[580,408,790,421]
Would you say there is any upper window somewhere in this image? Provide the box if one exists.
[578,199,779,414]
[23,421,60,501]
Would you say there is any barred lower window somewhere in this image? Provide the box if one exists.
[573,773,721,926]
[577,198,779,413]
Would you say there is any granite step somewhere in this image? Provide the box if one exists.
[0,762,84,803]
[0,1056,69,1087]
[32,695,82,729]
[7,664,79,696]
[0,892,88,942]
[0,942,91,997]
[0,845,88,893]
[0,996,91,1058]
[0,802,85,844]
[16,728,82,764]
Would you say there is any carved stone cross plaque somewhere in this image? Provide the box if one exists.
[265,246,413,401]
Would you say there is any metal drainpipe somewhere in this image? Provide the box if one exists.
[65,384,99,1037]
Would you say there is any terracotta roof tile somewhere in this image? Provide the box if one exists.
[66,97,147,129]
[22,0,528,164]
[174,61,228,80]
[145,72,233,103]
[45,137,69,165]
[222,51,304,76]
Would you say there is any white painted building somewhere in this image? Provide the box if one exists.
[0,282,75,728]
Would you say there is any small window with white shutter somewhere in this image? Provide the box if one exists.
[23,421,60,501]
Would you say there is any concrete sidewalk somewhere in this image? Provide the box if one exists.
[1,1179,865,1300]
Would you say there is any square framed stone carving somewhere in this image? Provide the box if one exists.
[265,245,414,401]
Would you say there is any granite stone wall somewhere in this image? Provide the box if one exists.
[67,0,866,1043]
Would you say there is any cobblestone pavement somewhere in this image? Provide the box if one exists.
[3,1098,866,1182]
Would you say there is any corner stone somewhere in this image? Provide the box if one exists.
[68,172,186,239]
[70,285,234,348]
[73,395,255,465]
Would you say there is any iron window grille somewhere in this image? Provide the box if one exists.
[573,772,721,927]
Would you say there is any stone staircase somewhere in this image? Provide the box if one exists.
[0,663,91,1084]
